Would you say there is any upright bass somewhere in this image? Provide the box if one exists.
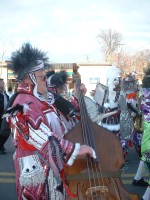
[65,78,139,200]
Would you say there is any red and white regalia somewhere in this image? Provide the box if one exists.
[7,83,80,200]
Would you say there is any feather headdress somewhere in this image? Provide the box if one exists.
[106,65,120,88]
[46,70,68,88]
[121,73,138,94]
[10,43,49,80]
[106,65,120,102]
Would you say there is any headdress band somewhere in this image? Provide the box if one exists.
[47,75,56,87]
[29,60,44,73]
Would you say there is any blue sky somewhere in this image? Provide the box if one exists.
[0,0,150,63]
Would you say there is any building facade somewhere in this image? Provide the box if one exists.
[47,62,111,95]
[0,61,111,94]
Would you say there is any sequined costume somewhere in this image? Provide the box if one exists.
[119,74,142,158]
[132,92,143,157]
[102,66,121,136]
[101,66,129,157]
[141,88,150,165]
[119,93,141,139]
[140,71,150,188]
[6,83,80,200]
[132,65,150,199]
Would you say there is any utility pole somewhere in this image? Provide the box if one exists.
[84,55,90,62]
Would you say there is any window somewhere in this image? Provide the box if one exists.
[89,77,100,84]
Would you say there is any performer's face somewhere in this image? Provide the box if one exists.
[35,70,47,95]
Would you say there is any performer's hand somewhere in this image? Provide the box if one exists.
[80,83,87,96]
[90,90,95,97]
[78,145,96,159]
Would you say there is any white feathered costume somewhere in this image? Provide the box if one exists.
[102,66,121,135]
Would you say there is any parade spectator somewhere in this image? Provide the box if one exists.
[7,86,14,98]
[0,78,10,154]
[4,43,95,200]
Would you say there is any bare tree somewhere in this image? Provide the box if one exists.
[111,48,150,82]
[132,50,150,76]
[97,29,123,62]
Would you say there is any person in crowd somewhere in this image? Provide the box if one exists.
[85,66,128,159]
[132,63,150,200]
[119,73,142,159]
[85,86,118,126]
[7,86,14,98]
[101,65,121,135]
[46,70,68,96]
[72,63,81,83]
[100,66,130,156]
[0,78,10,154]
[132,83,143,158]
[4,43,95,200]
[46,69,80,132]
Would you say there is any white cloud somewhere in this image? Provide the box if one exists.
[0,0,150,62]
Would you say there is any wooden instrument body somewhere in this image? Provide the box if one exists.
[65,120,140,200]
[64,78,139,200]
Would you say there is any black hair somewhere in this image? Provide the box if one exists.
[46,70,55,78]
[47,70,68,88]
[11,42,49,80]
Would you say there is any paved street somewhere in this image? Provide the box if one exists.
[0,136,17,200]
[0,136,149,200]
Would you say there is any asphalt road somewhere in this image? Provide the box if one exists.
[0,136,149,200]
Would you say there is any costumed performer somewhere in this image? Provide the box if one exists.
[100,65,131,156]
[133,63,150,199]
[4,43,96,200]
[119,73,142,158]
[46,70,80,133]
[101,65,121,136]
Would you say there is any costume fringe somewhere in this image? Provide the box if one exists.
[19,168,45,187]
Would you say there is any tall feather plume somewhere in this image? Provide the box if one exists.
[46,70,55,78]
[47,70,68,88]
[10,43,49,80]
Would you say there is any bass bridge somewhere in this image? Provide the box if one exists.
[86,185,109,197]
